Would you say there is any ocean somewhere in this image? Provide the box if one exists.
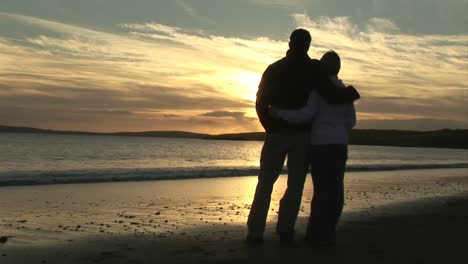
[1,132,467,186]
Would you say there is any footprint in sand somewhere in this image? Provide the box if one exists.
[0,236,13,244]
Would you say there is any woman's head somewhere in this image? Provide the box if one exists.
[320,50,341,75]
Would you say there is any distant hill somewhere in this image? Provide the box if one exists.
[109,131,208,139]
[0,125,208,139]
[203,132,265,141]
[1,125,467,149]
[204,129,468,149]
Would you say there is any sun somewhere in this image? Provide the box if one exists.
[236,70,262,102]
[209,69,261,111]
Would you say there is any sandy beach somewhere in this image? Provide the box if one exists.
[1,168,467,264]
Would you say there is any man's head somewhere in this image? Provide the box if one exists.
[289,28,312,52]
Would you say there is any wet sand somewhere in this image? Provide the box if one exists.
[0,168,467,263]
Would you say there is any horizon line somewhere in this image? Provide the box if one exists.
[1,124,466,136]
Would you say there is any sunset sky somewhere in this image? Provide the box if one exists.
[1,0,467,134]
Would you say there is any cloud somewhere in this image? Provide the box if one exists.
[292,13,468,125]
[356,118,468,131]
[0,12,272,133]
[282,0,468,35]
[366,17,400,33]
[252,0,303,9]
[197,111,258,132]
[174,0,214,25]
[0,11,466,133]
[356,95,468,123]
[200,111,247,119]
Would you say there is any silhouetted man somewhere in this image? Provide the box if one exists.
[247,28,359,244]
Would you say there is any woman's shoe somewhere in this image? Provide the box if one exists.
[245,234,264,246]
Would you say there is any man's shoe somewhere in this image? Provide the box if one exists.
[278,231,295,246]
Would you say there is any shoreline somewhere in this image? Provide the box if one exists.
[1,165,468,188]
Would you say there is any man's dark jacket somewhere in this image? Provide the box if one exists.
[256,50,360,133]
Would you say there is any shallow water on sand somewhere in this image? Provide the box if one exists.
[0,169,467,263]
[0,169,467,245]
